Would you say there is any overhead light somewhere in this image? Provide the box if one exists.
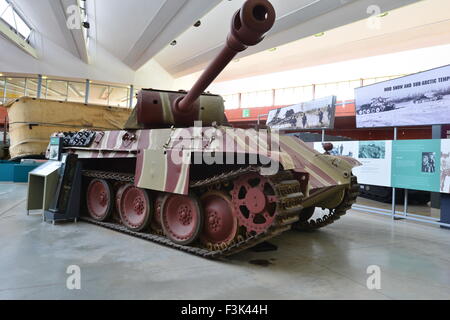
[378,12,389,18]
[268,47,277,52]
[314,32,325,37]
[42,76,48,79]
[0,74,3,77]
[234,59,240,63]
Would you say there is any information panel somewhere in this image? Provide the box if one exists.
[314,141,392,187]
[267,96,336,130]
[355,64,450,128]
[391,140,441,192]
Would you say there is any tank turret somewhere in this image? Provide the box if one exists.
[129,0,276,128]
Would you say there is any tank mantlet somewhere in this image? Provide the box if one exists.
[125,89,227,129]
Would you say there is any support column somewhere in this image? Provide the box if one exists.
[2,78,7,104]
[392,127,398,220]
[431,125,442,218]
[85,80,90,105]
[36,75,43,99]
[129,85,134,108]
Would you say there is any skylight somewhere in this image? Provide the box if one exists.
[0,0,32,40]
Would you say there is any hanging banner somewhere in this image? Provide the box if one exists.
[267,96,336,130]
[355,64,450,128]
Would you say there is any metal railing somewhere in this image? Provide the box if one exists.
[1,74,135,108]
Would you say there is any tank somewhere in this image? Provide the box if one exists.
[52,0,360,258]
[357,97,395,115]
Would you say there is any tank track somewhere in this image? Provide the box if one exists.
[80,167,303,259]
[293,176,359,231]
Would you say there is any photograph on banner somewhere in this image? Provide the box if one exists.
[392,140,441,192]
[267,96,336,130]
[355,64,450,128]
[441,139,450,193]
[359,141,386,159]
[313,141,357,157]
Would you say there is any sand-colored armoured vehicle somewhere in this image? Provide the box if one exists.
[5,98,131,160]
[52,0,360,258]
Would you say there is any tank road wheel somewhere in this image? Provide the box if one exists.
[118,185,153,232]
[161,194,203,246]
[375,107,381,113]
[151,193,165,233]
[87,179,113,221]
[200,191,238,247]
[115,184,130,216]
[231,172,277,235]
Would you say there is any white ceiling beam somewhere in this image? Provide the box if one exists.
[125,0,222,70]
[48,0,90,64]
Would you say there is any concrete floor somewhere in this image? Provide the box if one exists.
[1,182,450,300]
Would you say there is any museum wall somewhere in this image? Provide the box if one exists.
[0,29,174,90]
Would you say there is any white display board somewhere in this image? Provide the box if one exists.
[355,64,450,128]
[314,140,392,187]
[30,161,61,177]
[441,139,450,193]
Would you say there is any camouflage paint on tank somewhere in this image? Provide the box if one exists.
[69,126,361,196]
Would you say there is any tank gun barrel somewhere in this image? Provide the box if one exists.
[175,0,276,113]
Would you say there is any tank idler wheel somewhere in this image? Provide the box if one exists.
[200,191,238,247]
[161,193,203,246]
[151,193,165,233]
[118,185,153,232]
[87,179,114,221]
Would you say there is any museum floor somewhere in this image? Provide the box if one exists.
[1,182,450,300]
